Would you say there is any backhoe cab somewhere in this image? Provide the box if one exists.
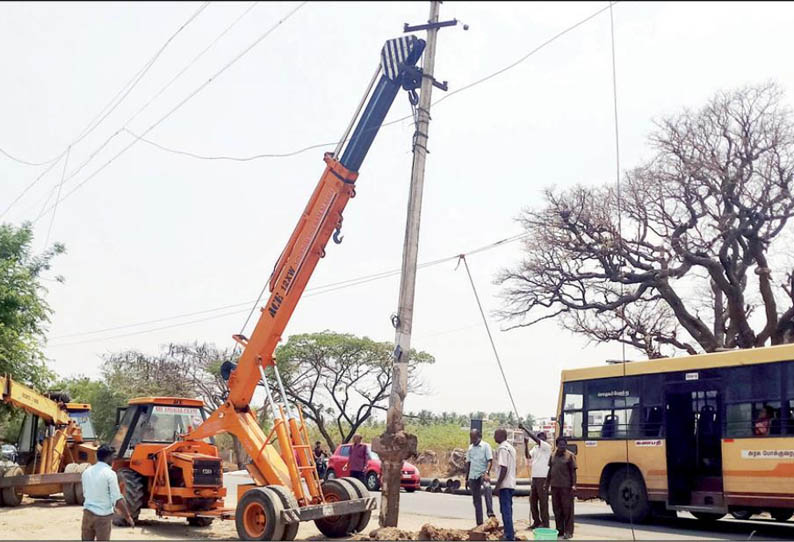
[109,398,223,527]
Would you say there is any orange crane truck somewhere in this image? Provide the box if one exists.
[107,34,429,540]
[0,375,98,507]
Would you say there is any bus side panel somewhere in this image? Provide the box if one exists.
[722,438,794,509]
[576,440,667,501]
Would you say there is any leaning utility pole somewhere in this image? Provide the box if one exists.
[374,0,457,527]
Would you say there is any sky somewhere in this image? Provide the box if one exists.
[2,1,794,421]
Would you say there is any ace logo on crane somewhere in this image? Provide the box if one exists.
[269,267,296,317]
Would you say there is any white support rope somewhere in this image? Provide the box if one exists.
[457,254,522,423]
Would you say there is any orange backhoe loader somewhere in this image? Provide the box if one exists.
[0,375,98,506]
[107,35,429,540]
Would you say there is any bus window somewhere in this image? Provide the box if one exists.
[585,377,641,438]
[726,401,781,437]
[562,382,584,438]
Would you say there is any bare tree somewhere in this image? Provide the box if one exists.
[498,83,794,358]
[274,331,434,450]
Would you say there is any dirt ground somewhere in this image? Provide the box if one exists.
[0,497,482,541]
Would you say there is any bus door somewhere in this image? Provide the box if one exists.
[664,378,725,511]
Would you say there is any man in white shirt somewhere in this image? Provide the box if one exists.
[520,424,552,529]
[465,429,495,525]
[494,429,517,541]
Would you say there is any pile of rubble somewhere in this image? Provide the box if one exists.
[367,517,527,541]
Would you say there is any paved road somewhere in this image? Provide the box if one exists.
[382,490,794,540]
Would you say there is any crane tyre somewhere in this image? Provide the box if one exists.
[72,463,91,505]
[113,469,144,526]
[341,476,372,533]
[314,479,357,538]
[265,485,299,541]
[236,487,285,541]
[1,465,24,507]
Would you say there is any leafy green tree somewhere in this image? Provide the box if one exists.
[275,331,435,450]
[0,222,63,389]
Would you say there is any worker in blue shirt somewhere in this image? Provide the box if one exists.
[81,445,134,540]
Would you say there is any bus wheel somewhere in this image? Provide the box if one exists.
[730,510,754,520]
[691,512,725,521]
[608,469,650,523]
[771,509,793,522]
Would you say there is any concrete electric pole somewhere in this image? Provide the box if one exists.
[374,0,460,527]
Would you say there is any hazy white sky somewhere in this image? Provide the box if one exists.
[3,1,794,420]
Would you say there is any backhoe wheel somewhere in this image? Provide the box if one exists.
[314,479,357,538]
[63,463,91,505]
[341,476,372,533]
[113,469,145,526]
[187,517,214,527]
[63,463,79,504]
[265,485,299,541]
[1,465,24,507]
[236,487,285,541]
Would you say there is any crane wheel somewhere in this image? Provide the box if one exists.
[113,469,145,526]
[1,465,24,507]
[314,479,357,538]
[264,486,299,541]
[236,487,285,541]
[341,477,372,533]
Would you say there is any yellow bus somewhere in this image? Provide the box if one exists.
[556,343,794,523]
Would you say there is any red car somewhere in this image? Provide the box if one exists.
[326,443,420,492]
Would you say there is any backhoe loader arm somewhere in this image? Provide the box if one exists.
[0,374,70,426]
[216,35,426,410]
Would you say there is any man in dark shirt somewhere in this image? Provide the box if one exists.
[348,434,369,485]
[547,437,577,539]
[314,441,327,478]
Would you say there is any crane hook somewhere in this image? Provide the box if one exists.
[333,228,344,244]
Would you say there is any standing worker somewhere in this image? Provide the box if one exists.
[493,429,517,541]
[465,429,496,525]
[80,445,134,541]
[519,423,552,530]
[348,434,369,485]
[548,437,577,540]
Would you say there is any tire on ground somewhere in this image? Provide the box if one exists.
[730,509,754,520]
[63,463,79,504]
[314,479,357,538]
[341,476,372,533]
[264,485,299,541]
[1,465,24,507]
[607,468,650,523]
[235,487,285,541]
[365,471,380,492]
[113,468,145,526]
[691,512,725,521]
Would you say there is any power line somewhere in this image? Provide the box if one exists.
[47,231,530,346]
[126,2,618,163]
[43,146,71,247]
[34,1,307,222]
[1,2,211,216]
[27,1,258,222]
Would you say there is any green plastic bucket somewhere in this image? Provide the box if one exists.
[533,528,559,540]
